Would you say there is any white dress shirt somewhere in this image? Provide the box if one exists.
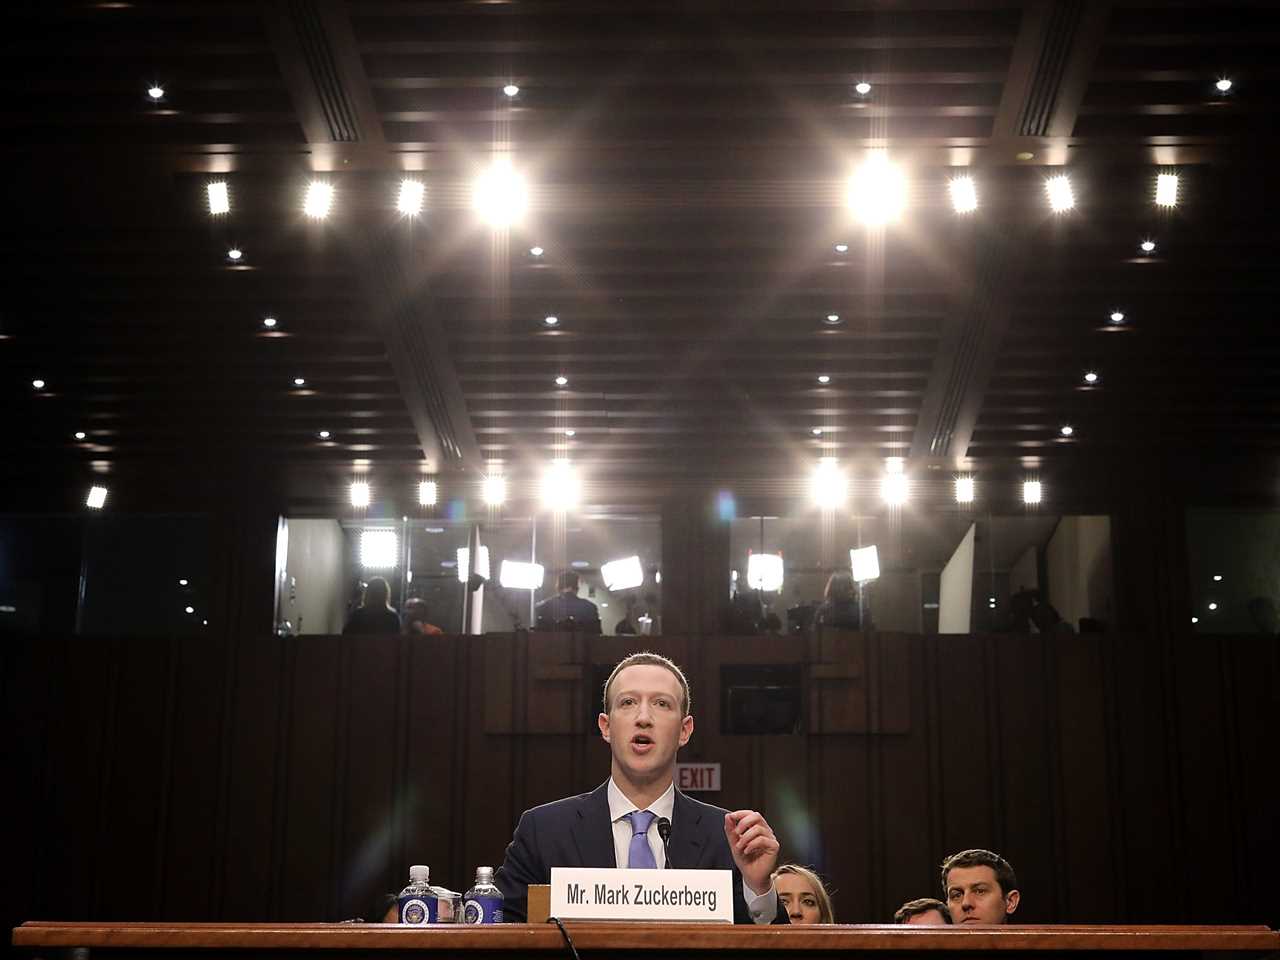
[606,777,778,923]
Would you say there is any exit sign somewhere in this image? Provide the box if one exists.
[676,763,721,792]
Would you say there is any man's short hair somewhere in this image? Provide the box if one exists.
[894,897,952,924]
[940,849,1018,897]
[557,570,579,592]
[601,652,691,716]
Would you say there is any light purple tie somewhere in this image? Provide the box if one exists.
[625,810,657,869]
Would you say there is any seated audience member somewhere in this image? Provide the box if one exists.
[402,597,444,635]
[940,848,1019,925]
[814,572,860,630]
[342,577,401,635]
[534,570,602,633]
[894,896,952,925]
[772,864,834,924]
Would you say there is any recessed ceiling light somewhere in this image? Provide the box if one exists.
[1045,174,1075,212]
[854,81,872,96]
[1155,173,1179,207]
[472,159,528,227]
[350,480,371,508]
[1109,310,1125,324]
[1022,480,1042,504]
[503,84,520,97]
[397,178,425,216]
[293,377,306,386]
[227,247,243,261]
[1140,239,1156,254]
[1015,151,1035,161]
[529,246,544,257]
[207,181,230,215]
[848,151,907,225]
[825,313,841,324]
[185,606,195,614]
[1208,602,1218,611]
[949,175,978,213]
[418,480,438,506]
[1191,616,1199,624]
[482,474,507,507]
[954,476,975,504]
[146,84,165,101]
[817,374,831,384]
[1084,371,1099,384]
[318,429,330,439]
[86,485,108,509]
[31,379,45,390]
[564,429,576,437]
[1212,574,1223,581]
[811,427,823,436]
[543,315,559,326]
[262,316,277,328]
[834,242,848,253]
[1060,424,1074,437]
[74,431,86,440]
[554,375,568,386]
[304,181,334,219]
[1215,77,1233,93]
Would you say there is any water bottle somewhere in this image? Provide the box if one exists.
[397,865,438,924]
[463,866,504,924]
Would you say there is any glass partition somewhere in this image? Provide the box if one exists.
[1187,510,1280,635]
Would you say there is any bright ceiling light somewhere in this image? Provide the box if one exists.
[955,476,975,504]
[811,427,823,436]
[854,81,872,96]
[949,175,978,213]
[746,553,784,592]
[304,181,334,219]
[1140,239,1156,254]
[457,545,490,583]
[1084,371,1099,384]
[146,85,165,101]
[74,431,86,440]
[543,315,558,326]
[1213,574,1223,582]
[530,246,544,257]
[554,375,568,386]
[1045,175,1075,212]
[1023,480,1042,505]
[359,529,399,569]
[262,316,277,328]
[848,152,907,225]
[1208,602,1218,611]
[1215,78,1233,93]
[207,181,230,215]
[541,458,580,511]
[817,374,831,384]
[564,428,575,437]
[1191,616,1199,624]
[1060,424,1074,437]
[31,379,45,390]
[500,559,545,590]
[293,377,306,386]
[178,579,188,586]
[418,480,438,506]
[825,313,841,324]
[185,606,195,615]
[881,471,909,506]
[503,84,520,97]
[350,481,371,508]
[227,247,243,261]
[472,159,528,227]
[86,485,108,509]
[850,544,880,583]
[834,242,848,253]
[601,555,644,591]
[810,458,848,509]
[1109,310,1125,324]
[482,474,506,507]
[318,429,330,439]
[397,179,425,216]
[1155,173,1179,207]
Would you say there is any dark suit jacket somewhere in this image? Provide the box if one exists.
[494,781,787,926]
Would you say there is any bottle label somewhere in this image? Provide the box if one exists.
[398,895,438,924]
[463,895,503,924]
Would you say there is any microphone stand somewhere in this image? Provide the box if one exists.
[656,816,673,869]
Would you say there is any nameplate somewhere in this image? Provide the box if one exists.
[550,867,733,923]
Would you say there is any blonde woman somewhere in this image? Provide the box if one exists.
[771,864,835,924]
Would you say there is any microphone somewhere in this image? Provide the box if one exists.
[656,816,673,869]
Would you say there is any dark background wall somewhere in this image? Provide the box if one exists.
[3,628,1276,943]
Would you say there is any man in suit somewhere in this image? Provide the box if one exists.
[495,652,786,925]
[534,570,602,633]
[940,848,1020,925]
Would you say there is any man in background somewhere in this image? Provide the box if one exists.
[940,848,1020,925]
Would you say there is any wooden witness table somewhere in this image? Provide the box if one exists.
[12,922,1280,960]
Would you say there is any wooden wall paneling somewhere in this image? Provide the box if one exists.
[334,636,402,920]
[873,633,912,735]
[96,637,172,921]
[1052,635,1117,922]
[401,635,462,896]
[809,629,867,734]
[525,633,587,735]
[219,634,287,921]
[160,636,231,920]
[931,635,996,859]
[277,636,343,921]
[463,635,518,885]
[1225,638,1280,928]
[991,634,1059,923]
[1,639,46,938]
[876,635,938,921]
[1169,636,1238,923]
[482,632,518,735]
